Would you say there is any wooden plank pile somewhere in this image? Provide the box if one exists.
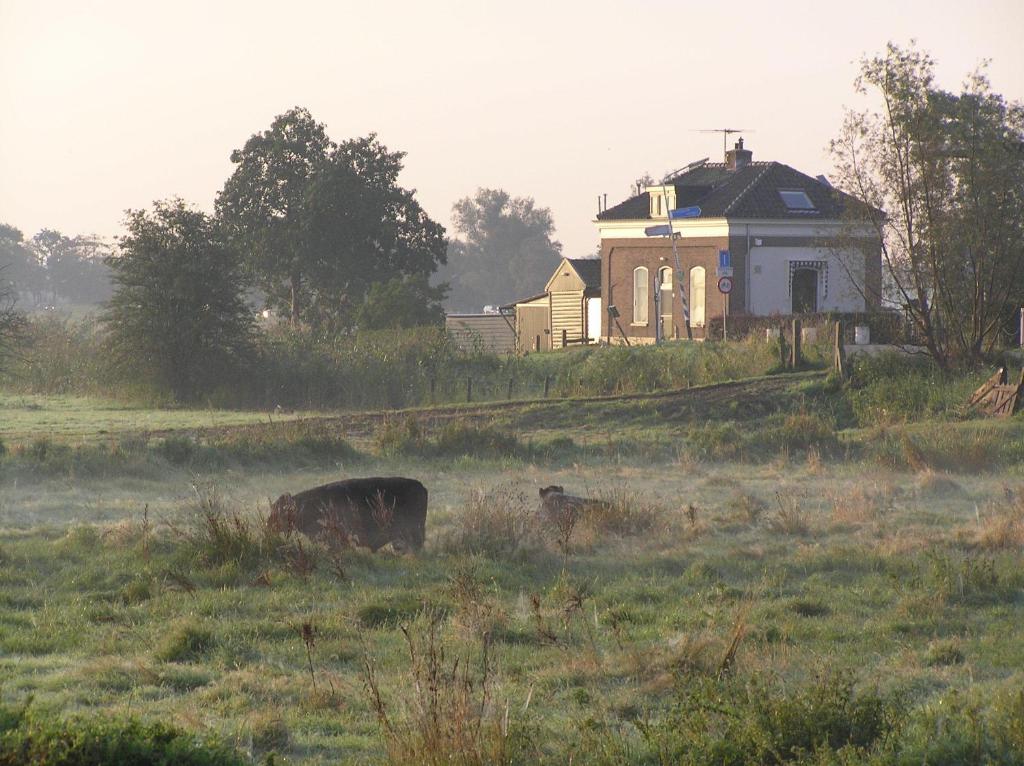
[967,367,1024,418]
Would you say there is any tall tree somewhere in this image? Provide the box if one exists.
[354,275,446,331]
[104,199,254,401]
[830,43,1024,367]
[438,188,562,311]
[300,135,447,329]
[29,230,113,306]
[217,108,446,329]
[217,107,333,324]
[0,224,45,305]
[0,265,26,374]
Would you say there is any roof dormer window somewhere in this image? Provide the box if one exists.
[779,189,816,212]
[647,185,675,218]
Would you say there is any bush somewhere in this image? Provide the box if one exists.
[374,419,526,461]
[846,352,982,426]
[0,705,245,765]
[636,671,896,765]
[154,620,216,663]
[686,413,838,462]
[439,486,539,560]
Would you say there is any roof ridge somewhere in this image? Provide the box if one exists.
[723,162,777,215]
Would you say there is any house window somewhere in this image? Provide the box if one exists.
[659,266,674,339]
[633,267,648,325]
[779,189,816,212]
[689,266,705,327]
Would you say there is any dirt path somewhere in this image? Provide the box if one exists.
[131,370,825,443]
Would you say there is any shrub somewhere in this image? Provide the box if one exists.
[362,610,534,765]
[155,620,216,663]
[578,489,666,538]
[357,595,438,629]
[846,352,982,426]
[375,420,526,462]
[169,483,294,571]
[635,671,897,764]
[438,486,539,560]
[0,706,246,765]
[923,639,965,667]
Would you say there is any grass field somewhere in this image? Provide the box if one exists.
[0,392,316,444]
[1,374,1023,764]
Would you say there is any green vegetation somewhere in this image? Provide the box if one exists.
[2,317,809,410]
[0,462,1022,763]
[0,704,246,765]
[1,343,1022,764]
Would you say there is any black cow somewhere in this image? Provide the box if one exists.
[270,477,428,552]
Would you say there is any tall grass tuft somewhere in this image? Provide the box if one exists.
[439,486,539,560]
[361,610,531,766]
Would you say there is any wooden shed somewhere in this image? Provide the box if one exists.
[546,257,601,349]
[509,293,550,353]
[445,313,516,354]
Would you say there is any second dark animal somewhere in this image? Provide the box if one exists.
[270,477,428,552]
[538,485,611,525]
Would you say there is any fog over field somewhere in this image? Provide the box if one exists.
[1,1,1023,763]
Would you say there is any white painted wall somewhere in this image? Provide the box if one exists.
[748,246,865,315]
[586,297,602,342]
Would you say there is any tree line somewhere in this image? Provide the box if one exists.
[1,106,565,401]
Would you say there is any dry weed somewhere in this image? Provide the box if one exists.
[767,493,810,536]
[361,611,527,765]
[970,490,1024,550]
[829,483,894,525]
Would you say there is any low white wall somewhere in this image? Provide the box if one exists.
[586,297,602,343]
[748,247,865,316]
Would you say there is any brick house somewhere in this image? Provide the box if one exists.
[596,140,881,343]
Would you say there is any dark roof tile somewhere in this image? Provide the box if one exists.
[566,257,601,289]
[597,160,859,221]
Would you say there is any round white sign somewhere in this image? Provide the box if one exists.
[718,276,733,294]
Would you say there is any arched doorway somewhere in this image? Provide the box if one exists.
[658,266,673,339]
[791,268,818,314]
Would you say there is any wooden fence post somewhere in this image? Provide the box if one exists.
[535,334,541,353]
[429,377,436,403]
[833,320,846,379]
[791,318,802,369]
[543,375,551,398]
[561,328,567,348]
[779,324,789,370]
[466,377,472,403]
[507,378,513,400]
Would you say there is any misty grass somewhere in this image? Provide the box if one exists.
[0,458,1022,763]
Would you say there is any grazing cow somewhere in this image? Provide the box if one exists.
[270,477,428,552]
[538,485,610,525]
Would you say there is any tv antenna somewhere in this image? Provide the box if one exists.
[695,128,755,156]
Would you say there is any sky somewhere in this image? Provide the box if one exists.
[2,0,1023,257]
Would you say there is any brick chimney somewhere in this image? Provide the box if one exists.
[726,137,752,170]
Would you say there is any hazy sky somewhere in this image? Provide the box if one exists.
[2,0,1022,256]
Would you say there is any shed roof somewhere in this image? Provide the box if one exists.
[566,257,601,290]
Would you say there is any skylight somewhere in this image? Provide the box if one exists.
[779,190,816,211]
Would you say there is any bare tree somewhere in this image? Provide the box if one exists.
[0,266,27,373]
[829,43,1024,368]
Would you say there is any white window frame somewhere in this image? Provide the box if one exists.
[778,189,816,211]
[689,266,706,327]
[632,266,649,325]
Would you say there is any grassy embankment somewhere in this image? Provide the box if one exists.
[1,347,1022,763]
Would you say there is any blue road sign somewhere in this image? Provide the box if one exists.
[644,224,672,237]
[669,206,702,219]
[718,249,731,269]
